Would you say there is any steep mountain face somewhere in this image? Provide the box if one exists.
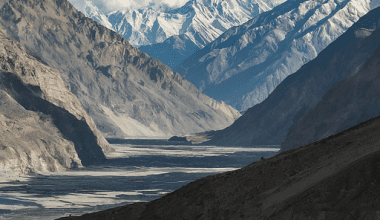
[86,0,287,68]
[282,25,380,151]
[204,6,380,147]
[0,27,109,174]
[0,0,240,138]
[59,110,380,220]
[175,0,378,111]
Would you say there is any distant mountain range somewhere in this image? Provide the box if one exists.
[175,0,378,111]
[70,0,287,68]
[204,4,380,147]
[0,0,240,139]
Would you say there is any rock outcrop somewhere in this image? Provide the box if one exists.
[0,0,240,138]
[204,6,380,147]
[282,23,380,151]
[0,27,110,174]
[57,99,380,220]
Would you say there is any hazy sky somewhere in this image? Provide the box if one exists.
[69,0,190,12]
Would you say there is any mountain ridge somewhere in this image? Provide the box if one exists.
[203,5,380,147]
[175,0,378,111]
[72,0,287,68]
[282,23,380,151]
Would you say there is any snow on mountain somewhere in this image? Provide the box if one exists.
[174,0,379,111]
[69,0,114,30]
[116,0,286,68]
[203,5,380,148]
[69,0,286,71]
[106,0,287,48]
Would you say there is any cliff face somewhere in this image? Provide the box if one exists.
[0,0,240,138]
[282,24,380,152]
[0,27,109,174]
[204,7,380,147]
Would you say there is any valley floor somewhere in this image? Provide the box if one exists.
[0,138,279,220]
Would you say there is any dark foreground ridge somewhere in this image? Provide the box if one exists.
[58,114,380,219]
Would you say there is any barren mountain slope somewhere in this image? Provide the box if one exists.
[282,25,380,151]
[204,6,380,147]
[175,0,379,111]
[0,27,109,174]
[58,97,380,220]
[0,0,240,138]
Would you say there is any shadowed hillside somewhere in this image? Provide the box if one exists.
[282,25,380,151]
[57,98,380,220]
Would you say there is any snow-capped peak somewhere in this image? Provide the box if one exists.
[70,0,114,30]
[103,0,286,48]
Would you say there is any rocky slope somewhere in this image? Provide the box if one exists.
[203,6,380,147]
[282,24,380,151]
[0,27,110,174]
[175,0,379,111]
[0,0,241,138]
[58,99,380,220]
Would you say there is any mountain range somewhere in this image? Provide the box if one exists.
[0,0,240,139]
[57,6,380,218]
[71,0,287,68]
[175,0,378,111]
[205,4,380,147]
